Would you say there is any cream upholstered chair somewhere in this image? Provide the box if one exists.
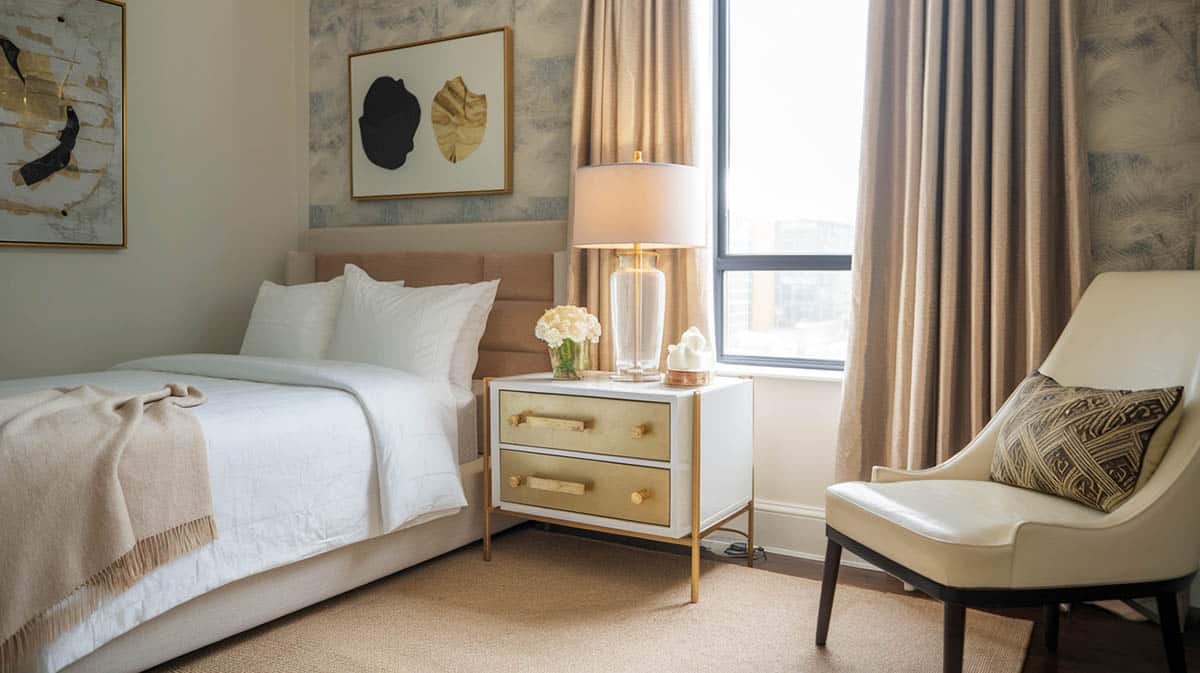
[816,272,1200,673]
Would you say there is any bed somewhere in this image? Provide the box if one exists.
[3,220,567,673]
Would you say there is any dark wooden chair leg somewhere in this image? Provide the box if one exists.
[944,602,966,673]
[1043,603,1060,653]
[1156,592,1188,673]
[814,539,842,646]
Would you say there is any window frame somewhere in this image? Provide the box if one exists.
[712,0,852,372]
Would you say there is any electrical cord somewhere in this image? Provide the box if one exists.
[712,527,767,562]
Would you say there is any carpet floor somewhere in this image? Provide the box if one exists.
[154,529,1032,673]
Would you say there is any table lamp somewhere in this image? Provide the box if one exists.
[573,152,704,382]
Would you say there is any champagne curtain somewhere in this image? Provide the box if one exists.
[836,0,1091,482]
[567,0,713,370]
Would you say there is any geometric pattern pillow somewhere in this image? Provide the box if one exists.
[989,372,1183,512]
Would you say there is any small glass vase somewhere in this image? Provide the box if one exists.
[548,339,590,380]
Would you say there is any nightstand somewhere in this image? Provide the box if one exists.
[482,373,754,603]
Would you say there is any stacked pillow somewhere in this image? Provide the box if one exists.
[239,276,352,360]
[240,264,498,387]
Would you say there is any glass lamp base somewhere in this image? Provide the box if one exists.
[610,251,666,384]
[610,369,664,383]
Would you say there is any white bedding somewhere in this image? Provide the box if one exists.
[0,354,469,673]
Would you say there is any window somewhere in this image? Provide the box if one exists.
[714,0,869,369]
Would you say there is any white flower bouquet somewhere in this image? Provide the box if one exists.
[535,305,601,380]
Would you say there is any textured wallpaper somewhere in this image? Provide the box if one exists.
[1082,0,1200,271]
[308,0,579,228]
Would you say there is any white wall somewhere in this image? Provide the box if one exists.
[704,373,851,564]
[749,376,844,558]
[0,0,306,379]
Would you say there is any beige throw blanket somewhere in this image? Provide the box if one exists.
[0,384,216,671]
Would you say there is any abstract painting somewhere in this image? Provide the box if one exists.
[0,0,125,248]
[349,27,511,200]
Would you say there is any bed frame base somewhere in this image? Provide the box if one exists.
[59,461,517,673]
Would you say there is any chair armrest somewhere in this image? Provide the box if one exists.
[871,449,990,483]
[873,464,959,483]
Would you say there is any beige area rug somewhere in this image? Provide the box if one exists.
[155,529,1031,673]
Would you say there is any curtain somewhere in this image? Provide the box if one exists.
[836,0,1091,482]
[567,0,713,370]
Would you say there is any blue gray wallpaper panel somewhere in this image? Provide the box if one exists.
[1081,0,1200,271]
[309,0,579,228]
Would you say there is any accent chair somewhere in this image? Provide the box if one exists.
[817,272,1200,673]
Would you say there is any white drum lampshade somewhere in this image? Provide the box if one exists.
[572,156,705,381]
[572,160,705,249]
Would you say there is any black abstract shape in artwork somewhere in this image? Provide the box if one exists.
[20,106,79,186]
[0,36,24,83]
[359,77,420,170]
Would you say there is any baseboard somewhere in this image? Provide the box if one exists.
[703,499,878,572]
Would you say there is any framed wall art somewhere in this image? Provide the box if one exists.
[349,27,512,200]
[0,0,126,249]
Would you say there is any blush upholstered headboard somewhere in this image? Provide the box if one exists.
[283,220,568,380]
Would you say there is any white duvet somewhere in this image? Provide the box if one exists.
[0,354,468,673]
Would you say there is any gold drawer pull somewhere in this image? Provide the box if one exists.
[507,412,587,432]
[509,474,588,496]
[631,423,650,439]
[630,488,652,505]
[528,476,588,496]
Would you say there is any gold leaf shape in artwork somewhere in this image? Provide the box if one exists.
[431,75,487,163]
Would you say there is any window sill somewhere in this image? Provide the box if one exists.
[714,362,845,383]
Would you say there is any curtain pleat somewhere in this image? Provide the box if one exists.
[567,0,713,371]
[836,0,1091,482]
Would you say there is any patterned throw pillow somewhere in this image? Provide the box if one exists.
[989,372,1183,512]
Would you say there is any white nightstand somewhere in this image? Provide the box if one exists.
[483,373,754,603]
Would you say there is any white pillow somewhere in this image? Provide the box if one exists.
[448,278,499,389]
[327,265,493,381]
[240,277,345,360]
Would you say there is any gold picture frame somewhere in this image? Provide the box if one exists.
[0,0,126,249]
[347,27,513,201]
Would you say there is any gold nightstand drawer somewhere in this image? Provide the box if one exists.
[498,390,670,461]
[499,449,670,526]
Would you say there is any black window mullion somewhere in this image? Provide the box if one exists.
[715,255,852,272]
[713,0,731,362]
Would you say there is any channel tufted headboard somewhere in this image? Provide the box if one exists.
[284,220,568,380]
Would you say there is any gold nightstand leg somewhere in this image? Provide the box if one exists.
[747,469,756,568]
[746,503,755,568]
[484,510,491,561]
[483,378,492,562]
[690,391,701,604]
[690,536,700,603]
